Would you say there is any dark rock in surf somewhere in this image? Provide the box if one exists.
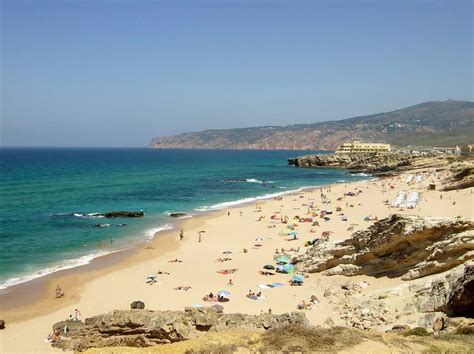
[169,213,187,218]
[103,211,144,218]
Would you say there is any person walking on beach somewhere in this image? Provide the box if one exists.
[74,308,81,320]
[227,279,233,286]
[179,229,184,241]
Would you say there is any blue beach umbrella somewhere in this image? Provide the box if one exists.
[292,274,305,283]
[288,231,299,236]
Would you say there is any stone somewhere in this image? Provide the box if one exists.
[324,317,335,327]
[131,301,145,309]
[0,320,5,330]
[389,324,411,334]
[418,313,439,328]
[433,317,445,333]
[169,212,187,218]
[362,320,373,329]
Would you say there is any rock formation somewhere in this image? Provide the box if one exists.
[443,165,474,191]
[295,214,474,280]
[102,211,145,218]
[407,261,474,318]
[169,212,187,218]
[287,152,449,175]
[52,307,308,351]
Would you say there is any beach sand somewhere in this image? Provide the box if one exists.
[0,167,472,353]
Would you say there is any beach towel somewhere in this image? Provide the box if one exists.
[269,282,284,287]
[258,284,271,289]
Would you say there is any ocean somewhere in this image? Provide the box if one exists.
[0,148,368,289]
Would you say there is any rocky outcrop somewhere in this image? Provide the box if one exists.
[287,153,445,175]
[52,307,308,351]
[101,211,145,218]
[405,262,472,316]
[443,166,474,191]
[295,215,474,280]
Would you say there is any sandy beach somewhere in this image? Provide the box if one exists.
[0,166,472,353]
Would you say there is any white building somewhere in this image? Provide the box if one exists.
[336,141,391,153]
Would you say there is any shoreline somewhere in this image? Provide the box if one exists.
[0,183,331,323]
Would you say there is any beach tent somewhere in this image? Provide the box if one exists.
[276,264,295,274]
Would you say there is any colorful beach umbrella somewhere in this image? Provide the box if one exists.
[276,264,295,274]
[275,255,291,264]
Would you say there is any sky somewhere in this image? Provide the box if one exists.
[1,0,473,147]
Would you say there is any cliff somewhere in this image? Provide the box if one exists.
[148,100,474,150]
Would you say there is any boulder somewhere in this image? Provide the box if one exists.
[169,212,187,218]
[446,263,474,318]
[103,211,145,218]
[131,301,145,309]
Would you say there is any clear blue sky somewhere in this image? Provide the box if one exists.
[1,0,472,147]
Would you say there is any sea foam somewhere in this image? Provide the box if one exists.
[0,250,118,290]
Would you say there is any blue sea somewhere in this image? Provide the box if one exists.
[0,148,367,289]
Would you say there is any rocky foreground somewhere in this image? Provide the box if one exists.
[52,307,307,351]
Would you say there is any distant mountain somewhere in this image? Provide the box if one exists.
[148,100,474,150]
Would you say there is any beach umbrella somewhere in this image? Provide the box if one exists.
[276,264,295,274]
[292,274,305,283]
[147,275,157,279]
[263,265,275,270]
[275,256,291,264]
[288,231,298,236]
[217,290,231,298]
[211,304,224,313]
